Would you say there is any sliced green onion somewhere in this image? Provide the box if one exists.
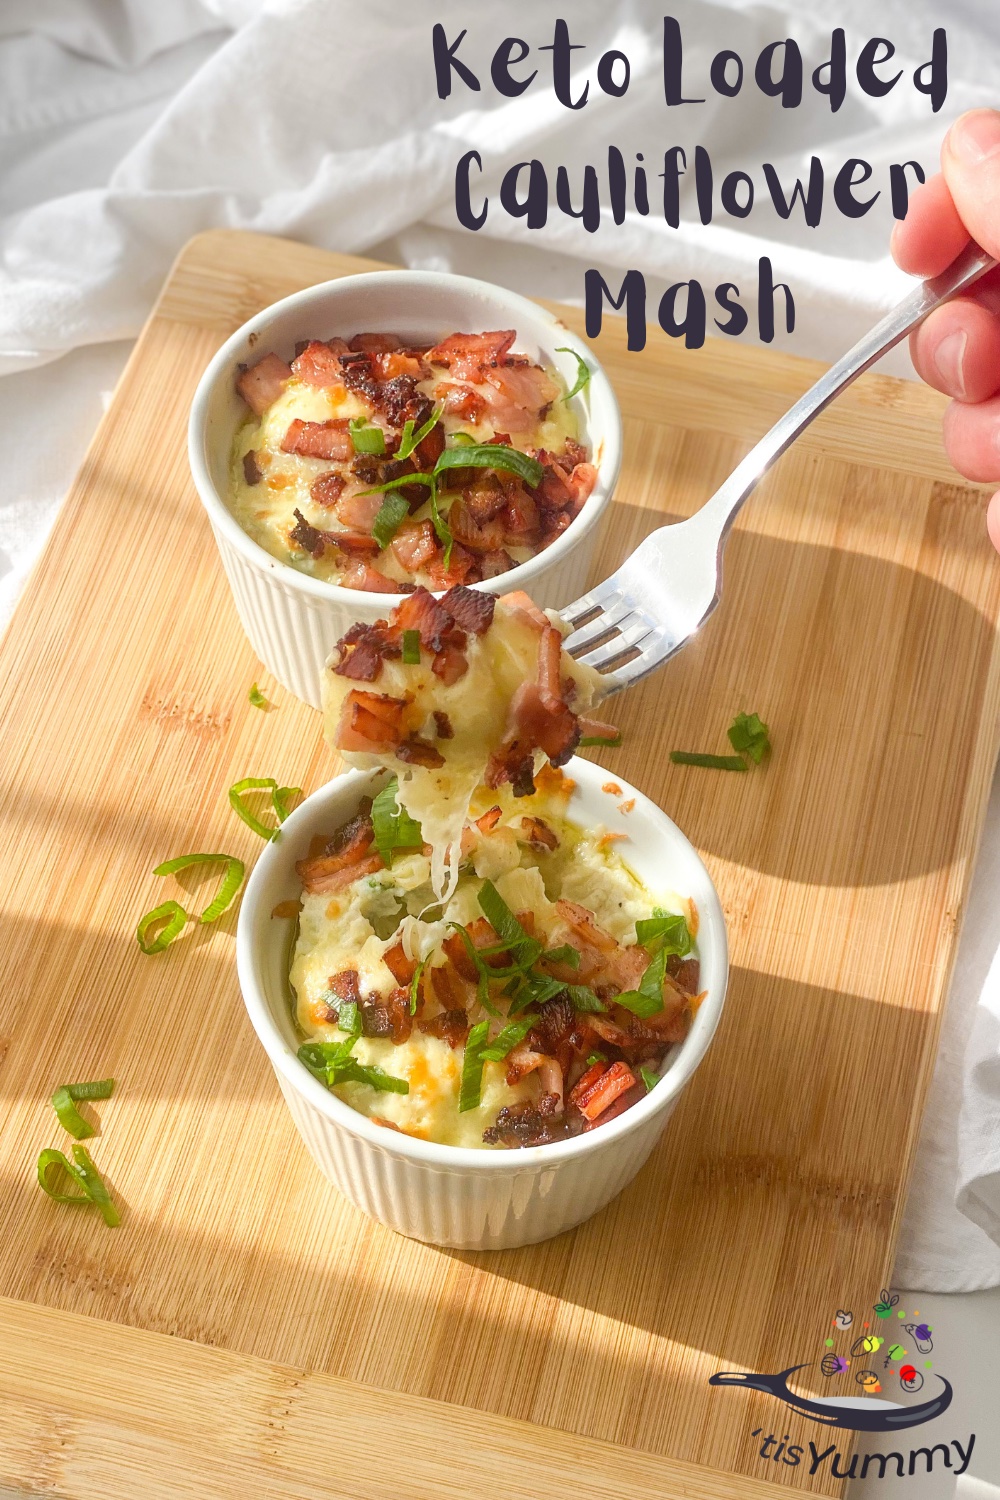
[371,491,410,550]
[153,852,245,924]
[481,1014,538,1062]
[297,1040,406,1094]
[586,1052,605,1067]
[565,984,606,1013]
[410,956,427,1016]
[458,1020,491,1113]
[434,444,543,488]
[428,478,454,568]
[727,710,770,764]
[640,1065,660,1093]
[541,944,580,968]
[477,881,538,958]
[69,1145,120,1226]
[337,1061,409,1093]
[37,1148,90,1204]
[615,947,668,1018]
[634,908,692,957]
[349,418,386,455]
[579,732,623,748]
[136,899,187,954]
[229,777,301,840]
[248,683,269,710]
[669,752,747,772]
[401,629,421,664]
[555,346,592,401]
[361,471,434,498]
[51,1079,114,1139]
[395,404,442,461]
[449,431,476,446]
[337,1000,360,1037]
[371,777,423,866]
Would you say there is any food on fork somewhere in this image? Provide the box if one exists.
[322,586,616,896]
[229,329,597,590]
[290,771,703,1148]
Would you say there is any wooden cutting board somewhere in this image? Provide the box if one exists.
[0,229,997,1500]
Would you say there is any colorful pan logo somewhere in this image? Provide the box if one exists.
[708,1364,953,1431]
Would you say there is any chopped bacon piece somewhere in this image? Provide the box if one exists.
[419,1008,470,1047]
[431,641,468,686]
[482,1094,563,1148]
[333,487,383,531]
[361,987,412,1045]
[282,418,354,462]
[569,463,598,506]
[339,560,401,593]
[519,816,558,851]
[335,690,408,753]
[430,962,474,1012]
[324,530,382,557]
[383,941,418,986]
[581,1079,647,1130]
[498,590,549,631]
[289,509,325,557]
[505,1044,564,1111]
[485,739,536,798]
[329,970,362,1006]
[436,383,486,423]
[441,918,507,982]
[448,497,506,554]
[392,586,453,651]
[577,718,620,744]
[569,1062,606,1104]
[349,332,402,354]
[531,994,576,1054]
[332,621,398,682]
[291,341,347,389]
[672,957,700,994]
[373,350,424,380]
[396,735,445,768]
[536,460,575,510]
[391,521,440,574]
[425,542,478,591]
[506,682,580,767]
[479,364,559,433]
[571,1060,637,1121]
[296,804,380,893]
[463,479,507,524]
[311,471,345,508]
[537,625,565,714]
[236,352,292,415]
[243,450,263,485]
[427,330,516,380]
[415,421,446,468]
[554,899,619,954]
[440,585,495,635]
[433,711,453,740]
[477,806,503,833]
[501,489,541,546]
[481,549,515,578]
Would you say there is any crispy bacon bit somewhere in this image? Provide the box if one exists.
[349,332,401,354]
[519,816,558,851]
[383,940,418,986]
[295,804,380,893]
[324,530,382,557]
[373,350,424,380]
[485,739,536,798]
[440,585,495,635]
[480,364,560,433]
[332,621,399,682]
[555,899,619,955]
[427,329,516,380]
[340,560,401,593]
[477,806,503,833]
[571,1060,637,1121]
[481,549,515,578]
[271,899,302,919]
[442,918,505,982]
[236,352,292,415]
[436,383,487,424]
[418,1008,470,1048]
[391,521,440,574]
[291,341,347,389]
[498,590,549,631]
[506,1043,564,1111]
[310,471,345,508]
[507,682,580,767]
[335,689,408,753]
[329,970,362,1006]
[289,508,325,558]
[282,419,354,462]
[482,1094,563,1148]
[537,625,564,714]
[392,587,453,651]
[332,486,382,530]
[431,640,468,686]
[243,450,263,485]
[433,711,454,740]
[425,542,478,591]
[671,957,701,995]
[361,986,412,1045]
[395,735,445,768]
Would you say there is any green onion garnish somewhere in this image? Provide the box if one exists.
[410,956,427,1016]
[555,346,592,401]
[585,1052,605,1066]
[371,777,424,866]
[615,947,668,1018]
[434,443,543,488]
[477,881,539,959]
[669,752,747,772]
[458,1020,491,1112]
[395,404,442,462]
[297,1039,407,1094]
[401,629,421,664]
[337,1000,361,1037]
[481,1014,537,1062]
[428,478,454,567]
[372,491,410,549]
[136,899,187,954]
[728,710,771,764]
[634,908,691,957]
[541,944,580,968]
[51,1079,114,1140]
[449,431,476,446]
[37,1146,119,1226]
[248,683,269,710]
[229,777,301,840]
[640,1065,660,1093]
[579,732,623,748]
[349,418,386,455]
[565,984,606,1013]
[152,852,245,924]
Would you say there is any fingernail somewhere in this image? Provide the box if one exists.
[934,329,968,397]
[949,109,1000,164]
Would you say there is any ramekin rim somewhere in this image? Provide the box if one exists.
[187,268,623,607]
[236,756,729,1172]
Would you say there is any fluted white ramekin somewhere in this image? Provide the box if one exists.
[188,271,622,708]
[236,760,728,1250]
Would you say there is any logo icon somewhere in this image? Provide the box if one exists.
[708,1364,953,1431]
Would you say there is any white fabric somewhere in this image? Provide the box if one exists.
[2,0,1000,1288]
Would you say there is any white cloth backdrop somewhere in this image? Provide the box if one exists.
[3,0,1000,1289]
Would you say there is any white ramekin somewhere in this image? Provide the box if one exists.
[236,760,728,1250]
[188,270,622,708]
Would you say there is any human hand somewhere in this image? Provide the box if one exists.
[892,108,1000,552]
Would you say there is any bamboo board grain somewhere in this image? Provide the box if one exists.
[1,228,999,1498]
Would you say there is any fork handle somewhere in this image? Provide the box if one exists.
[691,241,996,546]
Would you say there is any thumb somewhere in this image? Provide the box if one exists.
[941,109,1000,261]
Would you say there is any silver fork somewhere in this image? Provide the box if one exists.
[563,242,996,690]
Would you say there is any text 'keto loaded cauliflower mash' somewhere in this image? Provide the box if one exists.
[229,329,598,591]
[321,586,612,896]
[290,772,704,1149]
